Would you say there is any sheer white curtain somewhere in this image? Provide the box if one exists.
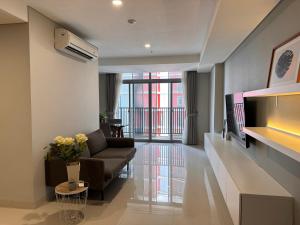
[113,74,122,117]
[106,73,122,118]
[182,71,198,145]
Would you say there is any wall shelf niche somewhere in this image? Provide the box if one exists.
[243,127,300,162]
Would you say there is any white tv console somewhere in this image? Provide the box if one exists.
[204,133,293,225]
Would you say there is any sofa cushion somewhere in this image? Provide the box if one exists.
[87,129,107,156]
[93,147,136,160]
[103,158,127,181]
[80,146,91,158]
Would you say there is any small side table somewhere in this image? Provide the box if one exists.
[55,181,88,225]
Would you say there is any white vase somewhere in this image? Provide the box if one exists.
[66,162,80,184]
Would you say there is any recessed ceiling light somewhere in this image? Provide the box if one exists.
[128,19,136,24]
[112,0,123,7]
[145,43,151,49]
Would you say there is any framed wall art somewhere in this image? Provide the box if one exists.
[268,33,300,88]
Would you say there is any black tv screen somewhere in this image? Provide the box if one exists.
[225,92,249,148]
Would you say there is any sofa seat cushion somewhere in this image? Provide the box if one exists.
[103,158,127,181]
[93,147,136,160]
[87,129,107,156]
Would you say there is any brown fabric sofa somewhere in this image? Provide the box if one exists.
[45,129,136,200]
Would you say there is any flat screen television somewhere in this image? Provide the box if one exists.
[225,92,254,148]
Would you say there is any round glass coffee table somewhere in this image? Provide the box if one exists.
[55,181,88,225]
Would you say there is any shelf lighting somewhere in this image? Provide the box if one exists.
[267,122,300,137]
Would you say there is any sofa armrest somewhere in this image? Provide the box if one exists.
[80,157,105,191]
[45,159,67,187]
[45,158,105,191]
[106,137,134,148]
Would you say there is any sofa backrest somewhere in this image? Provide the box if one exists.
[87,129,107,156]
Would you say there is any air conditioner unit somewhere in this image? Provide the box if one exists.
[54,28,99,62]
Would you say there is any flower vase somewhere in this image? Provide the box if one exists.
[66,161,80,184]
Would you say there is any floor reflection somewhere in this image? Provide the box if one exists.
[132,143,185,205]
[116,143,234,225]
[0,143,233,225]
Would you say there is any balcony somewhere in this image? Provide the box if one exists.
[116,107,186,141]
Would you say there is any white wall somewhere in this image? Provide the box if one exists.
[209,64,224,133]
[28,8,99,205]
[0,8,99,208]
[0,23,34,207]
[197,73,210,145]
[224,0,300,223]
[225,1,300,93]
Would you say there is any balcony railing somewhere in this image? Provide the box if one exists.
[116,107,186,139]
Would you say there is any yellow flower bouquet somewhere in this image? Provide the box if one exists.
[46,133,88,163]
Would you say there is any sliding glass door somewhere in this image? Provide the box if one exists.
[117,73,185,142]
[132,83,150,140]
[118,82,150,140]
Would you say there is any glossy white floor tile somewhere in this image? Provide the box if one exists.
[0,143,233,225]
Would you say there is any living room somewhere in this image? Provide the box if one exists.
[0,0,299,225]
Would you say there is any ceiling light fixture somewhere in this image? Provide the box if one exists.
[128,19,137,24]
[112,0,123,7]
[145,43,151,49]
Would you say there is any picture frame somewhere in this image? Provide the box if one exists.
[267,33,300,88]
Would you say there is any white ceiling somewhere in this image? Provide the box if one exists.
[0,0,280,73]
[199,0,280,66]
[101,63,199,73]
[100,54,200,73]
[25,0,216,58]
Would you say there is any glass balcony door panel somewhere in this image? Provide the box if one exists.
[121,72,182,81]
[172,82,185,140]
[133,83,150,140]
[121,72,150,80]
[151,83,171,140]
[118,73,186,142]
[116,83,132,137]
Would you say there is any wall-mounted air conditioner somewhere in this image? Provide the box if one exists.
[54,28,99,62]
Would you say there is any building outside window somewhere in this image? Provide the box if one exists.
[117,72,185,141]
